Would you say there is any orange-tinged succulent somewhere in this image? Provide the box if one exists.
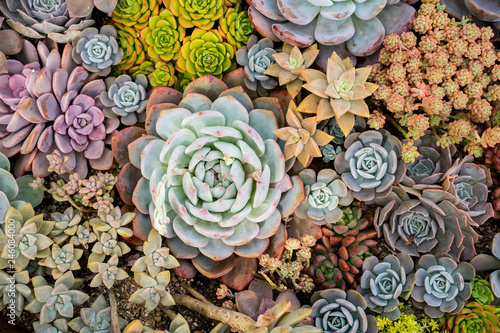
[298,52,378,137]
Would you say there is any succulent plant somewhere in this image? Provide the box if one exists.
[0,42,120,178]
[140,8,185,63]
[67,0,118,17]
[33,319,70,333]
[101,74,150,125]
[25,271,89,324]
[310,288,377,333]
[0,19,24,74]
[357,253,415,320]
[235,36,277,97]
[321,115,366,146]
[167,0,226,30]
[149,61,176,87]
[274,101,333,168]
[129,271,175,312]
[39,243,84,279]
[70,221,98,249]
[0,204,54,271]
[411,253,475,318]
[124,314,190,333]
[113,75,291,279]
[264,43,319,99]
[115,24,149,72]
[0,270,32,317]
[90,231,131,263]
[309,212,378,290]
[470,276,494,305]
[247,0,416,57]
[373,189,479,261]
[89,254,128,289]
[334,130,406,201]
[132,229,179,278]
[176,29,235,79]
[440,301,500,333]
[321,144,341,163]
[0,0,94,43]
[298,52,378,137]
[441,0,500,32]
[470,233,500,298]
[294,169,353,225]
[69,294,127,333]
[49,207,82,245]
[112,0,161,30]
[218,5,255,50]
[89,207,135,239]
[129,60,155,80]
[72,25,124,76]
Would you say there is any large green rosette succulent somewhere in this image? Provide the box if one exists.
[218,5,255,50]
[176,29,235,79]
[166,0,226,30]
[141,8,185,63]
[113,0,161,30]
[112,75,292,280]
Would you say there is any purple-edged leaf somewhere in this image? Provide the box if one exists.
[111,127,146,166]
[116,163,142,206]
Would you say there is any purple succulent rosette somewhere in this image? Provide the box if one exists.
[0,41,119,177]
[334,129,406,201]
[0,0,94,43]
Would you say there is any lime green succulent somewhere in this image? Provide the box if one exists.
[174,72,195,91]
[218,5,254,50]
[130,61,155,80]
[116,24,149,72]
[166,0,226,30]
[149,61,177,87]
[113,0,162,30]
[141,9,185,63]
[176,29,235,79]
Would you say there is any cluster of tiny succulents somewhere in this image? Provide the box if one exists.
[2,0,500,333]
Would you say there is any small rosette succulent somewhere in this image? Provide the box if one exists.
[72,26,124,76]
[89,254,129,289]
[265,43,319,98]
[69,295,127,333]
[0,0,94,42]
[299,52,378,137]
[89,207,135,239]
[310,289,377,333]
[321,115,366,145]
[441,301,500,333]
[33,319,70,333]
[471,233,500,298]
[101,74,150,125]
[149,61,176,88]
[112,0,161,30]
[294,168,353,225]
[470,276,494,305]
[140,8,185,63]
[132,229,179,278]
[49,207,82,245]
[0,270,31,317]
[218,5,255,50]
[129,271,175,312]
[90,231,131,263]
[176,29,235,79]
[70,221,97,249]
[411,253,475,318]
[321,144,341,163]
[124,314,190,333]
[357,253,415,320]
[334,130,406,201]
[167,0,226,30]
[236,36,278,97]
[115,24,148,71]
[25,271,89,324]
[0,204,54,271]
[39,243,84,279]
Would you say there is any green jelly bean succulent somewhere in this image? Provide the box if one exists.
[141,8,185,63]
[113,0,162,30]
[0,204,54,272]
[166,0,226,30]
[176,29,235,79]
[218,5,254,50]
[115,24,149,72]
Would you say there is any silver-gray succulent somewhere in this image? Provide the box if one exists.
[411,253,474,318]
[357,253,415,320]
[129,271,175,312]
[72,25,123,76]
[89,254,128,289]
[471,233,500,298]
[101,74,150,125]
[0,270,32,317]
[236,35,278,96]
[68,294,127,332]
[50,207,82,245]
[39,243,83,279]
[33,319,70,333]
[321,144,341,163]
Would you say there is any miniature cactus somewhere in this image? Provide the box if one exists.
[89,255,128,289]
[129,271,175,312]
[39,243,84,279]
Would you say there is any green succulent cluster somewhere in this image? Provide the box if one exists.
[471,276,495,305]
[218,4,254,50]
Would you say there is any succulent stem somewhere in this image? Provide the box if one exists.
[387,116,409,140]
[161,307,177,321]
[172,294,257,331]
[67,196,97,214]
[108,289,121,333]
[181,282,213,305]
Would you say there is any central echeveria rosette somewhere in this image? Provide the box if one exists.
[334,129,406,201]
[137,85,286,263]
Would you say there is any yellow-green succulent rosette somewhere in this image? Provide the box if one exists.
[218,5,254,49]
[165,0,226,30]
[129,61,155,80]
[115,24,148,71]
[141,9,185,63]
[149,62,176,87]
[113,0,161,31]
[176,29,235,79]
